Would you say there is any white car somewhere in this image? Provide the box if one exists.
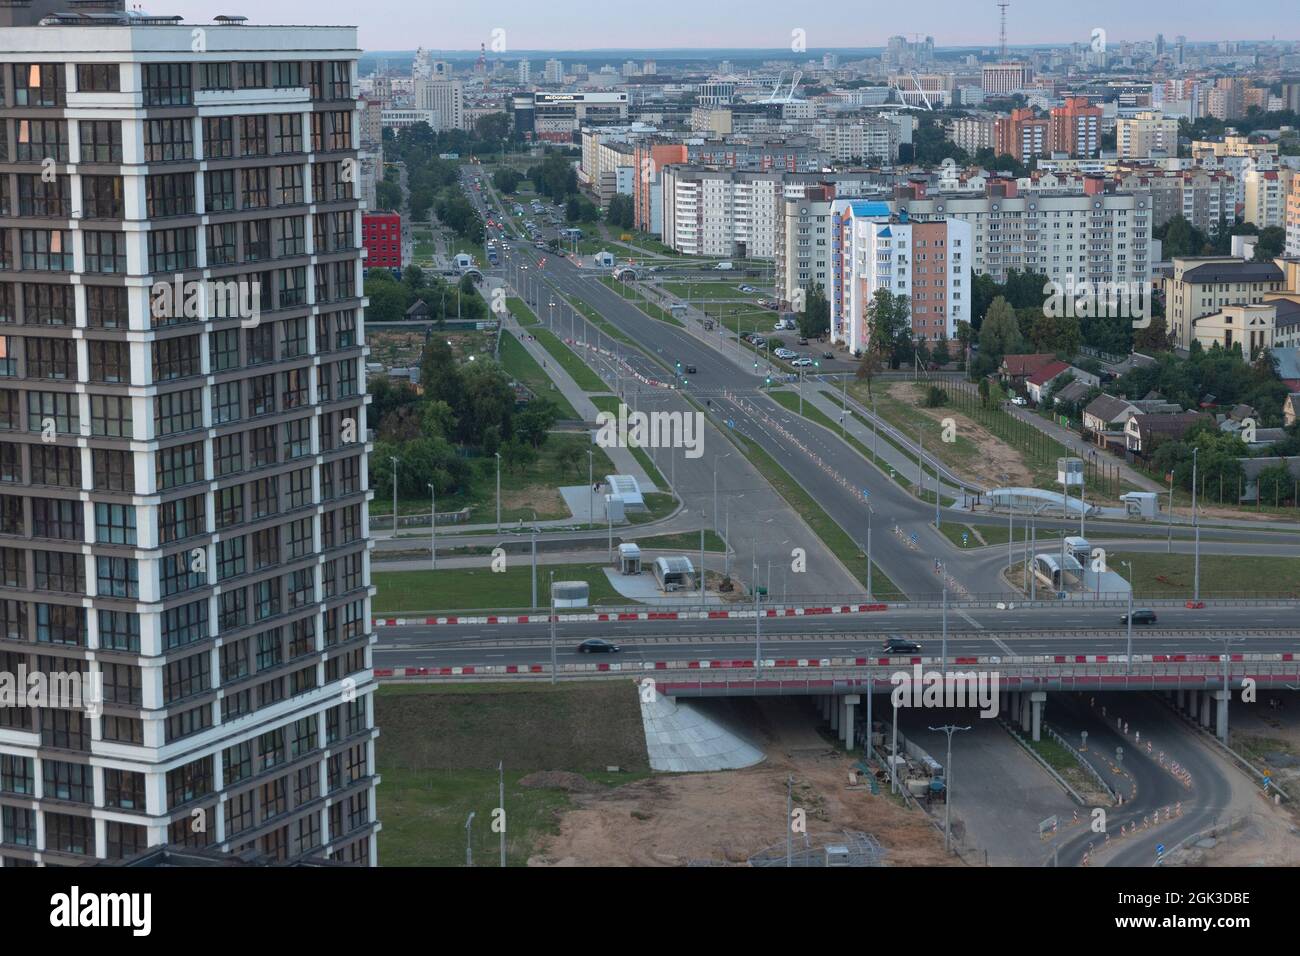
[791,357,813,367]
[774,348,797,359]
[1010,396,1028,407]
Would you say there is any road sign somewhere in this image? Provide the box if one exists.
[1156,843,1165,864]
[961,532,969,546]
[1116,747,1124,763]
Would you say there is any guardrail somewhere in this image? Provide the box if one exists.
[371,595,1300,623]
[375,655,1300,689]
[1044,722,1120,803]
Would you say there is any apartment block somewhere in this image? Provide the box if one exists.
[1049,97,1102,158]
[994,108,1050,162]
[1244,168,1296,230]
[775,185,834,310]
[1163,257,1287,349]
[893,178,1152,288]
[945,115,997,155]
[1116,112,1179,159]
[1288,175,1300,258]
[829,200,971,353]
[0,10,378,867]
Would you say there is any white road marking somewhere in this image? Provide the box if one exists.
[957,611,984,630]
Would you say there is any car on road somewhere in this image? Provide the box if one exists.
[577,639,621,654]
[791,357,813,367]
[684,364,697,374]
[1120,609,1158,626]
[1010,396,1028,407]
[823,351,835,360]
[774,347,797,359]
[883,637,921,653]
[738,284,756,293]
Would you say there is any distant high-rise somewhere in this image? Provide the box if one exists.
[517,60,531,85]
[544,58,564,85]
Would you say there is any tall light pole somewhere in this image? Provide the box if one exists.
[1121,560,1134,673]
[587,449,594,529]
[498,761,506,868]
[428,483,437,570]
[549,571,557,685]
[865,501,874,599]
[530,509,539,609]
[389,456,400,535]
[754,561,763,670]
[929,724,971,853]
[940,561,948,670]
[1191,446,1201,602]
[464,811,476,867]
[699,514,706,602]
[495,451,502,533]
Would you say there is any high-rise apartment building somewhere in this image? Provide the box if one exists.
[994,108,1050,162]
[1049,97,1102,158]
[415,75,463,132]
[543,59,564,85]
[1286,176,1300,258]
[829,200,971,352]
[0,9,378,867]
[981,63,1031,96]
[1116,112,1179,159]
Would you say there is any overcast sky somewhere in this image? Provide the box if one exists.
[163,1,1296,52]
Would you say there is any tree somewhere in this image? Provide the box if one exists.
[797,283,831,340]
[501,437,537,475]
[1256,462,1294,506]
[363,271,412,323]
[855,350,882,398]
[1254,226,1286,260]
[978,296,1021,360]
[474,111,512,146]
[492,167,523,194]
[514,398,559,449]
[420,337,462,409]
[865,288,910,366]
[932,336,952,366]
[1023,311,1081,357]
[607,193,635,230]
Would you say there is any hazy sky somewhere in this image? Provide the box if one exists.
[162,0,1296,52]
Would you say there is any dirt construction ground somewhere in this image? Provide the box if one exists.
[528,697,957,867]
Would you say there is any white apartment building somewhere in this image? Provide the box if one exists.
[775,187,834,309]
[1116,112,1179,158]
[0,8,378,867]
[814,117,904,165]
[945,115,997,154]
[543,59,564,85]
[894,183,1152,287]
[829,200,971,352]
[1243,168,1296,230]
[414,76,463,131]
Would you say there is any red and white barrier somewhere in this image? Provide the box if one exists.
[372,603,889,628]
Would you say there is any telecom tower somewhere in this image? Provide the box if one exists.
[998,1,1010,60]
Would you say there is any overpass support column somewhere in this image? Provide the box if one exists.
[1030,692,1047,743]
[1214,691,1230,743]
[1200,691,1214,730]
[820,695,830,721]
[1177,689,1186,711]
[1186,690,1199,718]
[1020,693,1032,734]
[1010,692,1020,725]
[1000,691,1011,721]
[830,695,840,733]
[843,695,860,750]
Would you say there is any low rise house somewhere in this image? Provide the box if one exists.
[1125,411,1212,458]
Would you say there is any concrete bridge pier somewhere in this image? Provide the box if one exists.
[1177,689,1186,710]
[842,695,860,750]
[1030,691,1047,742]
[1000,691,1011,720]
[830,695,840,733]
[1009,691,1020,725]
[1213,690,1229,741]
[1200,691,1213,730]
[820,695,831,722]
[1020,693,1032,734]
[1186,689,1199,719]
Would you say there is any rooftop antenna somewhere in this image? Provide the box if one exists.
[998,1,1010,60]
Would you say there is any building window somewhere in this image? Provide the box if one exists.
[78,120,122,163]
[83,231,126,274]
[81,175,125,219]
[143,118,193,162]
[142,63,192,107]
[20,230,73,272]
[15,63,66,107]
[76,63,120,92]
[203,115,234,159]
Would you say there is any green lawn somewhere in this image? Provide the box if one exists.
[498,332,579,420]
[600,277,684,327]
[530,326,607,392]
[625,491,678,524]
[633,530,727,552]
[1106,552,1300,600]
[661,280,762,301]
[507,296,539,326]
[375,683,650,866]
[373,562,633,613]
[371,432,615,524]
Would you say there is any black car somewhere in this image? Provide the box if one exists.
[823,351,835,360]
[577,639,621,654]
[684,364,697,374]
[1120,609,1158,626]
[883,637,921,653]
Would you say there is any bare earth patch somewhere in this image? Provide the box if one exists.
[884,382,1033,490]
[528,698,957,867]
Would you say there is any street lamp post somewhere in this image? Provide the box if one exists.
[1191,447,1201,602]
[530,510,538,609]
[428,483,437,571]
[465,811,476,867]
[586,449,594,529]
[389,456,400,536]
[928,725,971,853]
[1122,560,1134,673]
[549,572,557,685]
[495,452,502,533]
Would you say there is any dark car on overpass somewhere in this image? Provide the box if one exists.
[578,639,621,654]
[883,637,921,653]
[1120,609,1158,625]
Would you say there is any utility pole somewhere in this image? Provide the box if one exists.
[866,506,874,599]
[495,451,502,533]
[530,511,538,609]
[465,811,476,867]
[1166,471,1174,553]
[754,562,763,670]
[587,449,594,530]
[699,516,706,602]
[1123,561,1134,673]
[786,774,794,867]
[498,761,507,867]
[428,483,437,570]
[940,563,948,669]
[1191,446,1201,602]
[389,456,400,536]
[549,572,557,684]
[929,725,970,854]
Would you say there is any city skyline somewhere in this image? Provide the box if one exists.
[155,0,1300,53]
